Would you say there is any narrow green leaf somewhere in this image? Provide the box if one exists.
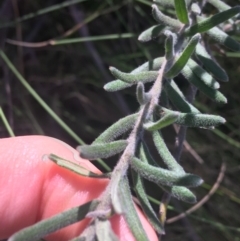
[111,170,124,214]
[136,83,151,105]
[131,157,203,187]
[96,219,119,241]
[161,185,197,203]
[8,200,99,241]
[139,141,159,167]
[138,24,166,42]
[165,34,201,78]
[48,154,110,178]
[131,57,164,73]
[187,58,220,89]
[104,80,131,92]
[205,23,240,51]
[73,222,96,241]
[185,6,240,36]
[118,176,149,241]
[93,113,138,144]
[104,57,164,92]
[132,170,165,234]
[153,0,192,8]
[164,79,200,114]
[78,140,128,160]
[109,67,158,84]
[181,65,227,104]
[161,108,226,128]
[144,112,179,131]
[159,89,170,109]
[138,142,196,203]
[195,43,228,81]
[176,112,226,128]
[207,0,231,11]
[152,130,184,173]
[174,0,189,24]
[152,4,183,29]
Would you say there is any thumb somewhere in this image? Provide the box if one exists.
[0,135,158,241]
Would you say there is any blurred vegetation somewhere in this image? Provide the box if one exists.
[0,0,240,240]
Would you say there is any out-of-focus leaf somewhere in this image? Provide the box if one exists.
[96,219,119,241]
[138,24,167,42]
[195,15,240,51]
[174,0,189,24]
[153,0,192,8]
[195,43,228,81]
[152,4,183,29]
[181,65,227,104]
[111,170,124,214]
[207,0,231,11]
[185,6,240,36]
[187,58,220,89]
[191,3,201,15]
[206,24,240,51]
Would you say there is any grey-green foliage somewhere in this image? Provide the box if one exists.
[100,0,236,239]
[13,1,238,241]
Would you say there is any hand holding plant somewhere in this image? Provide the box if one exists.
[1,0,239,240]
[0,136,157,241]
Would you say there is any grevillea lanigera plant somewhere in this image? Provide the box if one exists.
[9,0,240,240]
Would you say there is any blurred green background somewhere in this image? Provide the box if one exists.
[0,0,240,240]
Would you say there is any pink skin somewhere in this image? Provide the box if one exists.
[0,136,158,241]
